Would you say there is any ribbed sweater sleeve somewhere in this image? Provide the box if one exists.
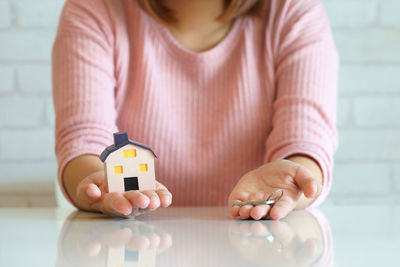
[264,0,339,207]
[52,0,118,200]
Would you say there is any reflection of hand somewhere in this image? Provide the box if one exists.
[228,213,322,267]
[58,213,172,267]
[76,170,172,217]
[229,160,320,220]
[85,224,172,257]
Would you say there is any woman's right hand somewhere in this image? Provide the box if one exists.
[76,170,172,217]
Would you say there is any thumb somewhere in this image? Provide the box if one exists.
[77,172,103,205]
[77,183,102,203]
[292,165,321,198]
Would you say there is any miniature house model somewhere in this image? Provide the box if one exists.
[100,132,157,193]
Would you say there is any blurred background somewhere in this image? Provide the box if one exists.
[0,0,399,207]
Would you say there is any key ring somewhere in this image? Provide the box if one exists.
[230,189,284,207]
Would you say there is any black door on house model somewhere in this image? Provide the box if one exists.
[124,177,139,191]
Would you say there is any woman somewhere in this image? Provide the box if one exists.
[52,0,338,220]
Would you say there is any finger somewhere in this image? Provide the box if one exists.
[79,232,102,257]
[124,191,150,209]
[126,235,150,250]
[157,233,173,253]
[269,197,296,220]
[141,190,160,210]
[295,239,319,266]
[85,242,102,257]
[148,233,161,249]
[249,221,269,236]
[102,228,133,247]
[123,208,143,218]
[238,222,252,236]
[229,191,251,203]
[102,192,133,216]
[155,181,168,190]
[269,221,295,246]
[229,191,251,217]
[239,205,253,219]
[250,205,271,220]
[156,189,172,207]
[230,205,241,217]
[228,221,242,234]
[77,182,102,205]
[293,166,320,198]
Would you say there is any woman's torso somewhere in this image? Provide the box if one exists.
[107,0,276,205]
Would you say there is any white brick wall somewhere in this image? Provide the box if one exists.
[395,167,400,193]
[334,29,400,63]
[325,0,400,205]
[0,96,43,127]
[0,31,55,61]
[337,98,352,127]
[336,130,400,160]
[45,97,55,127]
[0,0,63,207]
[14,0,65,28]
[18,65,52,93]
[340,65,400,94]
[0,129,54,160]
[330,163,391,195]
[354,97,400,126]
[0,66,14,93]
[323,0,378,27]
[0,0,399,207]
[0,1,11,28]
[380,0,400,27]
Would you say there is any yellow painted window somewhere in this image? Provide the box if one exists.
[114,166,123,174]
[123,149,136,158]
[139,164,148,172]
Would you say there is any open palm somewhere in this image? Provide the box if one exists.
[76,170,172,217]
[229,160,320,220]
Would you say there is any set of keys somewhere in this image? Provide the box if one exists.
[230,189,284,207]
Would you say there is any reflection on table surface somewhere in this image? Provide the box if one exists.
[56,207,332,267]
[1,206,399,266]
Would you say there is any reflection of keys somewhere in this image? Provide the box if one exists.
[230,189,284,207]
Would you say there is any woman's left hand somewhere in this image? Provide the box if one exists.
[229,160,321,220]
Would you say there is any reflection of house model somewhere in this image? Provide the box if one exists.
[107,246,156,267]
[100,132,157,192]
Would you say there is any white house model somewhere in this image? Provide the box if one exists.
[100,132,157,193]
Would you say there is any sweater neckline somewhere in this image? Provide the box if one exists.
[146,13,244,64]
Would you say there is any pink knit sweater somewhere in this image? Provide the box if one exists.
[52,0,338,206]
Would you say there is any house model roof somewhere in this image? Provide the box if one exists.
[99,132,158,162]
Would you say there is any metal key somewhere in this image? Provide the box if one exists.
[230,189,284,207]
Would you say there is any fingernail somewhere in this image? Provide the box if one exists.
[86,185,100,199]
[86,188,97,198]
[164,196,172,206]
[150,197,161,209]
[114,200,131,215]
[312,182,319,196]
[140,197,150,209]
[118,208,131,216]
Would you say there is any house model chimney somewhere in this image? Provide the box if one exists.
[113,132,129,146]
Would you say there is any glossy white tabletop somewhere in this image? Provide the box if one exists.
[0,205,398,267]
